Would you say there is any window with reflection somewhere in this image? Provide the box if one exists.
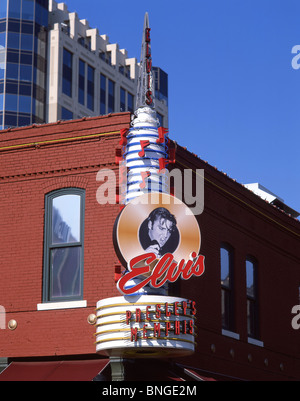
[35,0,48,26]
[21,22,34,35]
[61,106,73,120]
[100,73,106,114]
[0,0,7,20]
[7,32,20,49]
[18,115,30,126]
[20,51,32,65]
[246,257,259,339]
[127,92,134,113]
[21,33,33,51]
[22,0,35,21]
[7,50,19,64]
[6,63,18,79]
[78,59,85,105]
[0,22,5,34]
[120,87,125,112]
[5,94,18,111]
[43,189,85,302]
[87,65,94,111]
[0,63,5,80]
[108,79,115,113]
[0,33,6,49]
[4,111,17,127]
[8,20,20,33]
[220,244,234,331]
[62,48,72,97]
[20,64,32,81]
[8,0,21,19]
[19,95,31,113]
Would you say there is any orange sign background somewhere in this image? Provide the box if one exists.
[113,192,201,267]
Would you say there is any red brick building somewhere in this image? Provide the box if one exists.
[0,113,299,381]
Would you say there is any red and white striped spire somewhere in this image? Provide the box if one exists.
[118,13,171,206]
[135,12,155,110]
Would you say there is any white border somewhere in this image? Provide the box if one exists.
[37,300,87,311]
[247,337,264,347]
[222,329,240,340]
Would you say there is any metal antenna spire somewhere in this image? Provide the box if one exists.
[135,12,155,110]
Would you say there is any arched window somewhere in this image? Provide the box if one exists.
[246,257,259,339]
[220,244,234,331]
[43,188,85,302]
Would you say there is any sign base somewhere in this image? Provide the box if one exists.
[95,295,196,359]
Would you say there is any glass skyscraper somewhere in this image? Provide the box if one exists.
[0,0,168,130]
[0,0,48,129]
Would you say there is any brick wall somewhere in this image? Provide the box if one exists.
[174,145,300,380]
[0,114,130,357]
[0,113,299,380]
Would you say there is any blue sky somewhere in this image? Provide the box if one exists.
[68,0,300,214]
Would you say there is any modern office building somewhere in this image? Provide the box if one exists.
[0,0,168,130]
[0,0,48,129]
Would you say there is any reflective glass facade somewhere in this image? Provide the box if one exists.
[100,73,106,115]
[127,92,133,113]
[87,64,94,111]
[108,78,114,113]
[153,66,168,106]
[78,59,85,105]
[0,0,48,129]
[62,47,72,97]
[120,87,125,112]
[120,87,133,113]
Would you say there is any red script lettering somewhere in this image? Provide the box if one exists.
[117,252,205,295]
